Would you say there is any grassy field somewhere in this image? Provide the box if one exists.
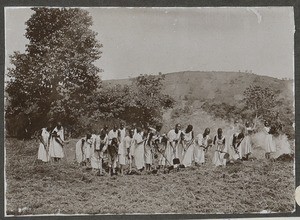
[5,137,295,216]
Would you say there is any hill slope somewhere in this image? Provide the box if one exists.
[104,71,293,105]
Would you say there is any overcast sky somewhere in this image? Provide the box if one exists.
[5,7,294,80]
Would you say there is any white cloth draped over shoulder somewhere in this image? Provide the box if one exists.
[194,133,210,164]
[108,129,119,144]
[134,132,145,170]
[165,129,181,165]
[212,135,227,166]
[264,126,276,153]
[118,128,127,165]
[38,128,50,162]
[75,136,92,163]
[91,134,108,169]
[49,126,64,158]
[241,127,253,157]
[181,131,194,167]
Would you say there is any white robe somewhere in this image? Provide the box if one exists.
[49,127,64,158]
[134,133,145,169]
[38,128,50,162]
[166,129,181,165]
[91,135,108,169]
[264,126,276,153]
[212,135,227,166]
[181,131,194,167]
[118,128,127,165]
[194,133,210,164]
[75,137,92,163]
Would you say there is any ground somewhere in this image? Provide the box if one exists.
[5,138,295,216]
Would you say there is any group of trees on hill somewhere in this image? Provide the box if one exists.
[5,8,174,138]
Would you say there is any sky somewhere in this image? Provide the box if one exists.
[5,7,295,80]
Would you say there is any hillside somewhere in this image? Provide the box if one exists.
[104,71,293,105]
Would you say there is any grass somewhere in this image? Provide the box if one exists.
[5,138,295,216]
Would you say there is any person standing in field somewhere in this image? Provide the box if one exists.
[241,121,255,160]
[194,128,211,166]
[107,125,119,175]
[91,130,108,176]
[134,127,146,172]
[49,121,65,162]
[75,133,92,165]
[124,129,134,173]
[263,121,276,159]
[212,128,228,167]
[101,125,109,135]
[166,123,182,167]
[118,123,127,175]
[181,125,195,168]
[157,134,168,169]
[37,126,51,162]
[144,125,157,171]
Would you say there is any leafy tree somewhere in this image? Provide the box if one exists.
[6,8,102,138]
[84,74,174,131]
[243,85,276,119]
[123,74,174,126]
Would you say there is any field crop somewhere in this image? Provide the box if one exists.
[5,138,295,216]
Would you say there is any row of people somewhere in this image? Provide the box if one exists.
[70,120,276,175]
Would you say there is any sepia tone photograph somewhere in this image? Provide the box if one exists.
[4,7,295,216]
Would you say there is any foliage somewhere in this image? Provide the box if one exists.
[85,74,175,132]
[243,85,276,118]
[6,8,102,138]
[201,85,294,139]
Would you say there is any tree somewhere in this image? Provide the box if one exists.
[123,74,174,126]
[6,8,102,138]
[243,85,276,119]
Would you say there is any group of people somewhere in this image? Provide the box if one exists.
[37,119,277,176]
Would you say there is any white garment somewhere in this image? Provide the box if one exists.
[38,128,50,162]
[181,131,194,167]
[264,127,276,153]
[165,129,181,165]
[108,129,119,144]
[91,135,108,169]
[212,135,227,166]
[194,133,210,164]
[49,126,64,158]
[134,133,145,169]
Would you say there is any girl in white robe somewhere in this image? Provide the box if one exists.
[181,125,195,168]
[194,128,210,165]
[91,131,108,175]
[118,124,127,174]
[49,122,65,161]
[38,127,51,162]
[124,130,133,172]
[241,122,254,160]
[75,134,92,164]
[212,128,228,167]
[107,125,119,174]
[264,121,276,159]
[144,130,153,171]
[134,128,146,171]
[166,124,181,166]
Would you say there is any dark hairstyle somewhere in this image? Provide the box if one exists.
[237,132,244,140]
[185,125,193,133]
[217,128,222,134]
